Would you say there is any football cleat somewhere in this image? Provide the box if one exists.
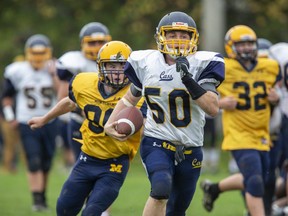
[200,179,219,212]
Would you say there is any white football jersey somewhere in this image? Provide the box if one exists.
[125,50,224,147]
[4,61,57,123]
[56,51,98,123]
[269,43,288,117]
[56,51,97,75]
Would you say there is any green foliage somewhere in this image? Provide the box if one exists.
[0,0,287,77]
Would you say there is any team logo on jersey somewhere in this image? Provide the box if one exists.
[79,155,87,162]
[159,71,173,81]
[191,158,201,169]
[152,141,161,148]
[110,164,123,173]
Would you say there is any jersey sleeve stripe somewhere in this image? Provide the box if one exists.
[124,62,142,89]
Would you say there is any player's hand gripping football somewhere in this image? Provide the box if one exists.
[176,56,191,79]
[104,121,129,141]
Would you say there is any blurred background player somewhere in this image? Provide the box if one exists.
[1,34,59,211]
[56,21,112,216]
[257,37,284,215]
[0,55,25,174]
[28,40,146,216]
[202,114,220,174]
[200,25,281,216]
[56,22,112,162]
[268,42,288,215]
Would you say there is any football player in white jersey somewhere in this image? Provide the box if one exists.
[1,34,58,211]
[56,22,112,160]
[269,42,288,215]
[104,11,225,216]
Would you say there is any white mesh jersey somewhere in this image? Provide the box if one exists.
[125,50,225,147]
[4,61,57,123]
[56,51,98,123]
[56,51,98,75]
[269,43,288,117]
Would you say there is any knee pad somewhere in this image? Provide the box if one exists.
[246,175,264,197]
[27,156,41,172]
[42,159,52,173]
[150,170,172,200]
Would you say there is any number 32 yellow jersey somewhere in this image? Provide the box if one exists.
[218,58,281,151]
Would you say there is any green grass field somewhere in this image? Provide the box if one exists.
[0,149,246,216]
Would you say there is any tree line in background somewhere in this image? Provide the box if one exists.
[0,0,287,75]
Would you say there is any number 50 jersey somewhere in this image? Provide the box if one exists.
[125,50,225,147]
[218,57,281,151]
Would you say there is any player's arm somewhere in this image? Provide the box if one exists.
[219,96,238,110]
[176,57,220,117]
[57,80,70,100]
[104,84,141,140]
[28,96,77,129]
[1,77,18,128]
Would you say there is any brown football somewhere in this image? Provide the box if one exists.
[115,106,143,136]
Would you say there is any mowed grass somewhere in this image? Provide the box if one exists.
[0,149,246,216]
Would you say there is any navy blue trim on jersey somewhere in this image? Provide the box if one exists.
[140,101,148,119]
[1,78,17,98]
[198,54,225,86]
[68,75,77,103]
[238,59,258,72]
[57,67,74,81]
[284,63,288,90]
[124,62,142,89]
[273,65,282,86]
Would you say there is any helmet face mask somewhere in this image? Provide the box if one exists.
[155,12,199,58]
[80,22,112,60]
[97,41,132,89]
[25,34,52,70]
[225,25,257,61]
[100,62,128,89]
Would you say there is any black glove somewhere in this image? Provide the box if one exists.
[176,56,190,79]
[175,145,186,165]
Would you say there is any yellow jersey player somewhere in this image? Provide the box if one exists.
[201,25,281,216]
[28,41,146,216]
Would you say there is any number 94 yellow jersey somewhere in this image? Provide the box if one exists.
[218,58,281,151]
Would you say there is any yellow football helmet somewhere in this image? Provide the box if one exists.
[97,41,132,89]
[25,34,52,70]
[155,11,199,58]
[224,25,257,60]
[80,22,112,60]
